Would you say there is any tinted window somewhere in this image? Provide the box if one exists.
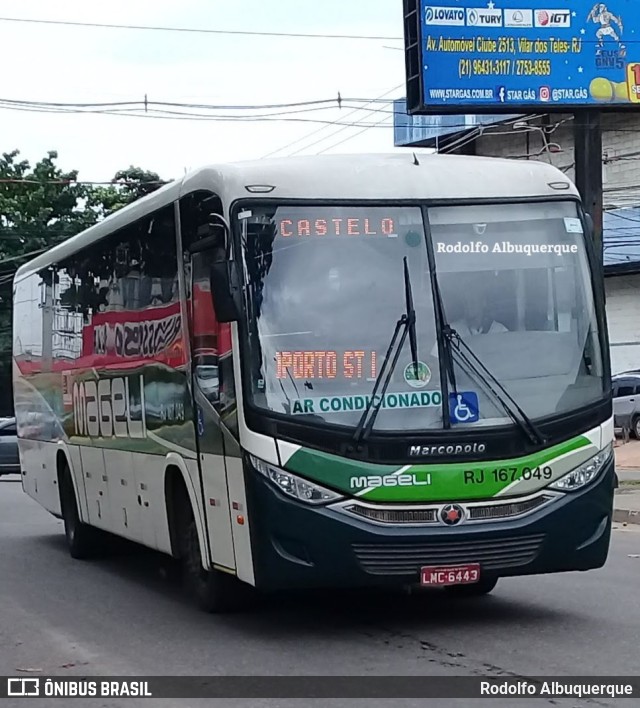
[13,206,181,442]
[430,201,604,424]
[240,204,442,431]
[616,386,634,397]
[180,191,237,435]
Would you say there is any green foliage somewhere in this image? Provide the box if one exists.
[0,149,167,414]
[87,166,166,217]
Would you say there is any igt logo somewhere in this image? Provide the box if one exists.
[535,9,571,27]
[539,86,551,101]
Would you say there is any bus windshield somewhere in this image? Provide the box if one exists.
[239,201,605,433]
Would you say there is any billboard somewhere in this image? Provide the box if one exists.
[403,0,640,114]
[393,98,519,145]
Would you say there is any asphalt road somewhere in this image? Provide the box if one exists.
[1,476,638,708]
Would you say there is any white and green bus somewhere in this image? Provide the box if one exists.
[12,153,616,611]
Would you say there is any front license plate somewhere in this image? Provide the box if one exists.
[420,563,481,587]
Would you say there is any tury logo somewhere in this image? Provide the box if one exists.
[440,503,465,526]
[535,9,571,27]
[466,8,503,27]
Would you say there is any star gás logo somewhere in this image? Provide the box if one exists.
[537,10,550,26]
[440,503,464,526]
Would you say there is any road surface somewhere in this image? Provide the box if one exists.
[1,477,638,707]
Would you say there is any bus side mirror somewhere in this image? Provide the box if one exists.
[209,261,240,323]
[189,217,240,322]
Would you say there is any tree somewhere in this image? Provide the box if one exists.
[88,166,167,217]
[0,150,167,415]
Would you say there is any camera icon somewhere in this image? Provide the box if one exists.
[7,678,40,697]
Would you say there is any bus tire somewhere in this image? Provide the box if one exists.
[60,468,100,560]
[182,509,249,613]
[444,577,498,597]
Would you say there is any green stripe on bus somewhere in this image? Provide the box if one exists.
[285,435,593,502]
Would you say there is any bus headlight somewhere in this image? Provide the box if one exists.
[548,443,613,492]
[249,455,343,505]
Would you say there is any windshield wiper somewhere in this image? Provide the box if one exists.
[443,326,547,446]
[351,257,419,447]
[431,271,458,419]
[428,263,544,445]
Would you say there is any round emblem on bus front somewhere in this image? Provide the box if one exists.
[403,361,431,388]
[440,503,464,526]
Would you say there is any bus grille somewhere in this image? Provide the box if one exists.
[467,495,554,521]
[343,494,553,525]
[345,506,438,524]
[352,534,545,576]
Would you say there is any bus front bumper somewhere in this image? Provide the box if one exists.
[245,458,616,591]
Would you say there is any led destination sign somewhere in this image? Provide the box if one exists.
[279,217,397,238]
[276,350,378,380]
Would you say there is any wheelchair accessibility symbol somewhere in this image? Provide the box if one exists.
[449,392,479,424]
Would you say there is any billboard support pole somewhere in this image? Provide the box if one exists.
[573,109,603,260]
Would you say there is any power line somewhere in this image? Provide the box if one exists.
[7,95,640,136]
[316,110,395,154]
[0,102,400,128]
[263,86,401,158]
[0,178,169,186]
[288,102,399,156]
[0,96,393,111]
[0,247,48,264]
[277,86,403,158]
[0,16,402,41]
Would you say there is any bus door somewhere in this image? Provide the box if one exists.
[187,246,236,572]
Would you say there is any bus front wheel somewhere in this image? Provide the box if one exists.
[444,577,498,597]
[182,514,249,613]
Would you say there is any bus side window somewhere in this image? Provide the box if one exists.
[180,191,238,430]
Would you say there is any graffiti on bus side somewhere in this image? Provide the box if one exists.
[72,375,146,439]
[93,312,182,359]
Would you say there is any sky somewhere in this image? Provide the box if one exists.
[0,0,410,182]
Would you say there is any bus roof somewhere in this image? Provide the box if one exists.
[15,152,578,280]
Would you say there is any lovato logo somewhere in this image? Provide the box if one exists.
[466,8,503,27]
[535,9,571,27]
[425,6,465,26]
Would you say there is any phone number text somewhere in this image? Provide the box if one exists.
[459,58,552,78]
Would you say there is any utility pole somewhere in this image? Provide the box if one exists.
[573,110,603,259]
